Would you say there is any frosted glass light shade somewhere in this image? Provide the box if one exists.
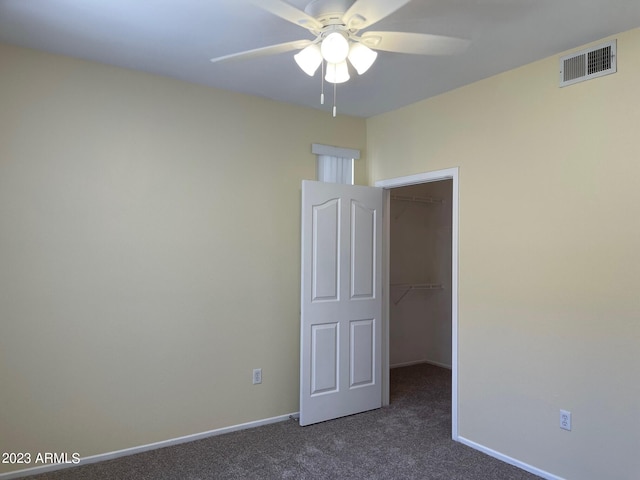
[321,32,349,63]
[325,61,350,84]
[348,42,377,75]
[294,44,323,76]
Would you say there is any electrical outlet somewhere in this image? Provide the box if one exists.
[253,368,262,385]
[560,410,571,431]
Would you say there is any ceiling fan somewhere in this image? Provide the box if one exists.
[211,0,469,115]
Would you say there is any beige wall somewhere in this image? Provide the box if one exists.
[368,29,640,480]
[0,43,366,475]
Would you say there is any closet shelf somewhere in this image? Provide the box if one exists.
[391,283,443,305]
[391,194,443,205]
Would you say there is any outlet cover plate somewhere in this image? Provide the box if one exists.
[560,410,571,431]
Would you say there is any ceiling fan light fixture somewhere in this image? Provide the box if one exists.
[321,31,350,64]
[348,42,378,75]
[294,44,323,76]
[325,60,350,84]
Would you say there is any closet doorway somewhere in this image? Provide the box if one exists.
[389,180,452,371]
[376,168,459,440]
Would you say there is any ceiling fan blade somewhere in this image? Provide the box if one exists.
[248,0,323,32]
[211,39,312,64]
[344,0,411,30]
[360,31,470,55]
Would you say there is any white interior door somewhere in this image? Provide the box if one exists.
[300,180,383,426]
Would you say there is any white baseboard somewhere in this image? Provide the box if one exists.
[390,359,452,370]
[457,436,565,480]
[0,412,298,480]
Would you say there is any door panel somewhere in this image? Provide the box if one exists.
[312,199,340,302]
[350,319,374,387]
[300,180,382,426]
[311,323,339,395]
[351,200,376,298]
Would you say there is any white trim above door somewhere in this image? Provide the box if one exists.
[375,167,459,441]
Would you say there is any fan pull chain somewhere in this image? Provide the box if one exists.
[320,62,325,105]
[332,81,337,118]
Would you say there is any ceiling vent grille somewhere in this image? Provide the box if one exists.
[559,40,616,87]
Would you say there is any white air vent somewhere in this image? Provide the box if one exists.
[559,40,616,87]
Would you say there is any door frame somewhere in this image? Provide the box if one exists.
[375,167,459,441]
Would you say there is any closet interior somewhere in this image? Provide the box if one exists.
[389,179,453,370]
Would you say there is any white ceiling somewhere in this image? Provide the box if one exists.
[1,0,639,118]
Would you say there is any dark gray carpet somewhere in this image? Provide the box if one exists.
[24,364,541,479]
